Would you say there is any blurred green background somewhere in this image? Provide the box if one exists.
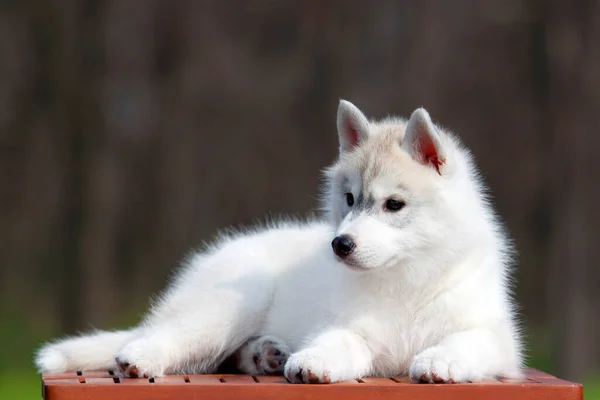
[1,1,599,399]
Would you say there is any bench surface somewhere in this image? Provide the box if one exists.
[42,368,583,400]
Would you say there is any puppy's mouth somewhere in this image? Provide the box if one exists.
[345,263,371,272]
[334,255,371,272]
[334,252,399,272]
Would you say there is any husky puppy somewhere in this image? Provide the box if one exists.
[35,101,522,384]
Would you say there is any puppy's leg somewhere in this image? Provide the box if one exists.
[115,254,276,377]
[409,328,522,383]
[284,328,373,384]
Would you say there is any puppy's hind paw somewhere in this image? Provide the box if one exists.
[115,337,165,378]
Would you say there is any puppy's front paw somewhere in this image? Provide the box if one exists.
[284,350,332,384]
[409,347,476,384]
[115,337,165,378]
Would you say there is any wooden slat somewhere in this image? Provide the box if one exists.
[43,371,115,380]
[390,376,412,384]
[247,375,287,384]
[216,375,258,384]
[41,369,583,400]
[356,377,398,385]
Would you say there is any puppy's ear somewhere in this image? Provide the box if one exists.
[337,100,370,154]
[403,108,446,175]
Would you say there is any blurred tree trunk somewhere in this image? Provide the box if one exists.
[48,0,110,331]
[50,2,86,333]
[544,0,599,381]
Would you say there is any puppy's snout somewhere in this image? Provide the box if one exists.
[332,235,356,258]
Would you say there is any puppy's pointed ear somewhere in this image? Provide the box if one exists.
[337,100,370,154]
[403,108,446,175]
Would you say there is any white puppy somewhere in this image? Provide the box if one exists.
[36,101,523,384]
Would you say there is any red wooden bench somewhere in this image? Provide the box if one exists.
[42,368,582,400]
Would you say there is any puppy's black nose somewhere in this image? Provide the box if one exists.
[332,235,356,257]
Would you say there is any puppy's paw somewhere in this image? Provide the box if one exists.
[409,346,478,384]
[254,336,290,375]
[237,335,290,375]
[284,350,332,384]
[115,337,165,378]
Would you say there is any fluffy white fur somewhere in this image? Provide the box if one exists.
[35,100,523,384]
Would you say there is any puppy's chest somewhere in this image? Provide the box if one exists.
[350,300,454,368]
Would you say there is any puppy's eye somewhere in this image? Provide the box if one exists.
[345,193,354,207]
[385,199,405,211]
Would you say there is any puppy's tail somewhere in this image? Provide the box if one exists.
[35,329,138,373]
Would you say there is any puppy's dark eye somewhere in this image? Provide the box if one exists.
[345,193,354,207]
[385,199,405,211]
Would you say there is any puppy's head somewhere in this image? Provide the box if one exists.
[322,100,475,274]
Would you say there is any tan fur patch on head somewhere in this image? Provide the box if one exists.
[339,118,439,198]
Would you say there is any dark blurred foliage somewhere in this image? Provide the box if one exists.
[0,0,599,381]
